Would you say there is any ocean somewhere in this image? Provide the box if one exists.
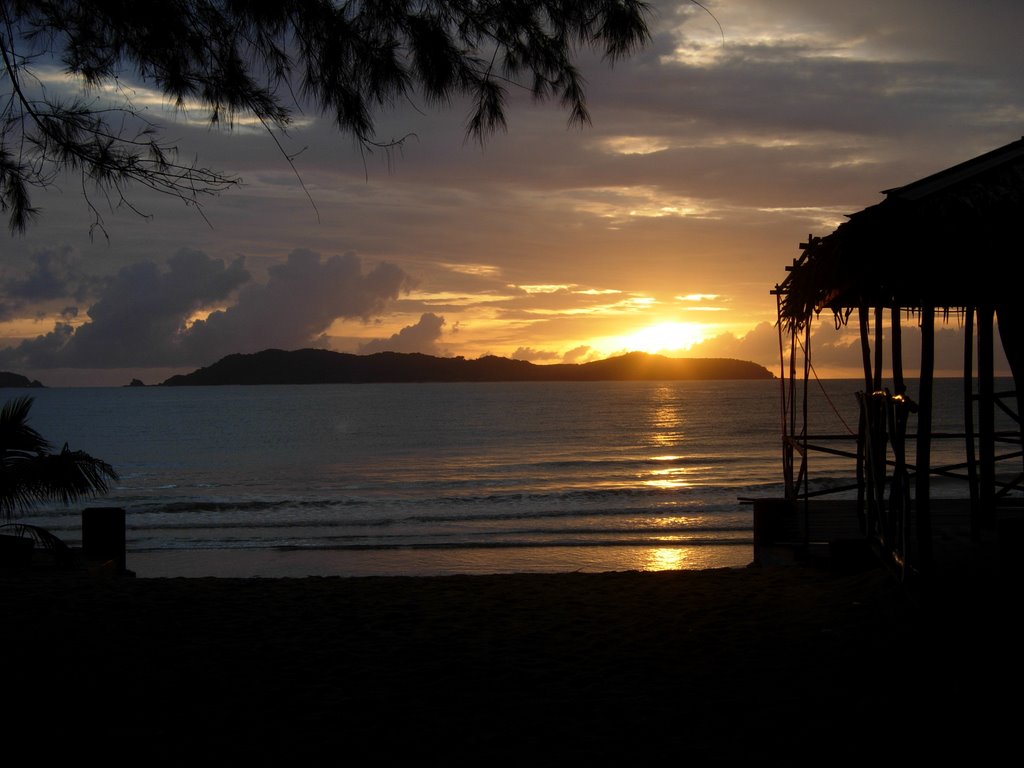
[6,377,1013,577]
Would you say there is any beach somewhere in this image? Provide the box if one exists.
[4,559,1016,764]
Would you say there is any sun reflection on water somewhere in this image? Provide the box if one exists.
[646,547,688,570]
[642,458,710,489]
[647,387,685,449]
[633,545,751,572]
[644,477,692,489]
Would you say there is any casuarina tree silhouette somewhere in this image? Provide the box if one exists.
[0,0,653,234]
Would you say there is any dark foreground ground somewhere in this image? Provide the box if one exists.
[3,561,1020,764]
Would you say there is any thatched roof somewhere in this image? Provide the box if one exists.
[777,138,1024,331]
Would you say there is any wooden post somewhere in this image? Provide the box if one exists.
[777,291,794,498]
[964,306,979,536]
[859,305,872,393]
[802,321,811,542]
[786,318,798,499]
[859,303,874,527]
[890,305,908,561]
[856,395,867,535]
[891,305,904,395]
[994,303,1024,488]
[874,306,884,391]
[915,307,935,574]
[978,305,996,532]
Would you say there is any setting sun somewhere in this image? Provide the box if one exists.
[619,322,707,355]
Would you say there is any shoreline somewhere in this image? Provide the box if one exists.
[124,542,756,578]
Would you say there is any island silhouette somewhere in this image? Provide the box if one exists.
[0,371,44,388]
[159,349,774,386]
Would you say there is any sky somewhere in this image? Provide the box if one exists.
[1,0,1021,386]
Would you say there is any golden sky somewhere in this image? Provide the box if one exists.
[2,1,1020,385]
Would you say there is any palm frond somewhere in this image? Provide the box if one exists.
[0,397,52,457]
[0,398,118,520]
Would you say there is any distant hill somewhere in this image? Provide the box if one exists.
[161,349,774,386]
[0,371,44,388]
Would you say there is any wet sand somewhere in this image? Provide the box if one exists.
[3,561,1016,764]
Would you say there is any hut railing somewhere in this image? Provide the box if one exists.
[781,400,1022,577]
[783,431,1022,500]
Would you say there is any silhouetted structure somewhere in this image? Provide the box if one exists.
[769,138,1024,581]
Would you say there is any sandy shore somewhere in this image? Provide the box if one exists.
[3,560,1017,764]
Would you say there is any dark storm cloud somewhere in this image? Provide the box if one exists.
[0,248,413,369]
[0,246,99,320]
[188,249,414,360]
[3,246,81,300]
[0,248,250,368]
[358,312,446,355]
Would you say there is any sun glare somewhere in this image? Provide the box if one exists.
[622,322,707,354]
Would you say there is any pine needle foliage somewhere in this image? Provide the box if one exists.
[0,0,651,233]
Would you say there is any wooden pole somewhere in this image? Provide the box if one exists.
[859,305,872,394]
[874,306,884,391]
[776,292,793,497]
[890,305,907,562]
[915,306,935,575]
[859,304,882,547]
[891,305,904,395]
[964,306,979,537]
[858,305,873,537]
[978,304,996,532]
[802,321,811,543]
[787,313,798,499]
[994,304,1024,487]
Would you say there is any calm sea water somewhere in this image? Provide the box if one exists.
[7,378,1013,576]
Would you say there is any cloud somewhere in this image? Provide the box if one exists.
[0,248,413,369]
[511,344,602,364]
[187,249,414,360]
[6,1,1024,384]
[0,248,250,368]
[804,322,1010,377]
[357,312,446,355]
[687,322,781,368]
[511,346,560,362]
[0,246,99,320]
[562,345,593,364]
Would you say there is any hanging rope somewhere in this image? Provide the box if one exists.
[794,330,857,436]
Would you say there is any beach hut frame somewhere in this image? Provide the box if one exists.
[770,138,1024,581]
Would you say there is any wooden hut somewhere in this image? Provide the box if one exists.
[769,138,1024,581]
